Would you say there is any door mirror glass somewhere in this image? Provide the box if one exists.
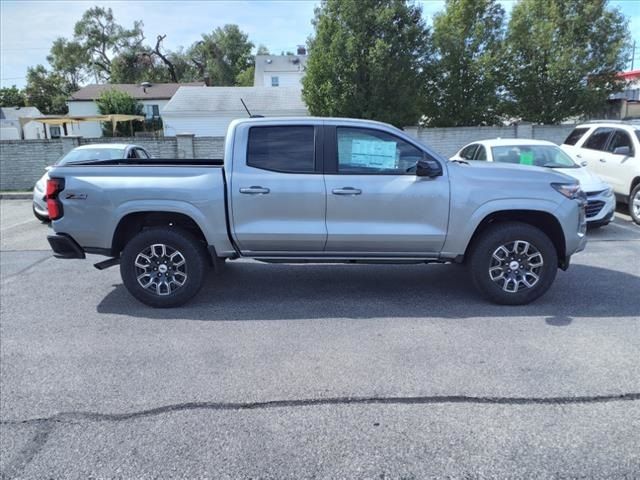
[613,145,630,156]
[416,159,443,178]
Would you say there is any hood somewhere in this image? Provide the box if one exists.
[554,166,609,193]
[449,160,576,183]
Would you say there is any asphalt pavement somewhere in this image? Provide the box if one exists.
[1,200,639,479]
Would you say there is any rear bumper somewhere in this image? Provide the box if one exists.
[47,234,86,259]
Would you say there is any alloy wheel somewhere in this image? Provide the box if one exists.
[488,240,544,293]
[134,243,188,296]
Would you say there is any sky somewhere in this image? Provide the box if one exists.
[1,0,639,89]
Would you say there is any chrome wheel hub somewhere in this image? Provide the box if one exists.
[633,191,640,218]
[489,240,544,293]
[134,243,187,296]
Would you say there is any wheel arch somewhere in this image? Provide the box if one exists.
[464,210,567,268]
[111,211,210,260]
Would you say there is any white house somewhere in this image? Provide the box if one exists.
[67,82,206,138]
[0,106,60,140]
[253,51,307,88]
[162,86,309,137]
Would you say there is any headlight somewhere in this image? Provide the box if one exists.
[551,182,585,201]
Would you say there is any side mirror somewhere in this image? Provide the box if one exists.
[416,159,443,178]
[44,166,52,172]
[613,146,630,156]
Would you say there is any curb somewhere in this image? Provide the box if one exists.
[0,193,32,200]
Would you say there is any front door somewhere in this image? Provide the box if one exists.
[602,128,636,193]
[323,126,450,255]
[230,124,327,253]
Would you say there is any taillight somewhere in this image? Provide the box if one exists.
[46,178,65,220]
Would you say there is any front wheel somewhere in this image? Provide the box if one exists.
[468,222,558,305]
[629,184,640,225]
[120,227,208,308]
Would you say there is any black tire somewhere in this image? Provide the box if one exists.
[629,184,640,225]
[468,222,558,305]
[32,205,49,223]
[120,227,208,308]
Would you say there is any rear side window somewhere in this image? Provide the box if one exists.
[564,128,589,146]
[247,126,315,173]
[583,128,613,151]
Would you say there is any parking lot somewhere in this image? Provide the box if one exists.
[1,199,639,478]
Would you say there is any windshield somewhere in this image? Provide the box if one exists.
[56,147,127,166]
[491,145,578,168]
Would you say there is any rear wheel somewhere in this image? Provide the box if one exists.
[629,184,640,225]
[468,222,558,305]
[120,227,208,308]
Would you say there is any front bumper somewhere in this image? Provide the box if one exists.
[585,190,616,225]
[47,234,86,259]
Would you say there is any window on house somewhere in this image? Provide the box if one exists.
[271,76,279,87]
[49,126,61,139]
[145,104,160,118]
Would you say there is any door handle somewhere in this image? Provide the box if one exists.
[599,158,606,163]
[240,186,270,195]
[576,154,582,159]
[332,187,362,196]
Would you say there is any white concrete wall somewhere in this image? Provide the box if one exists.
[262,72,303,88]
[67,101,102,138]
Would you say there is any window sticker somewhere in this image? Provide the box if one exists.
[519,151,534,165]
[349,139,397,168]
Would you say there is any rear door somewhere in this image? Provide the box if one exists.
[323,125,450,255]
[229,123,327,253]
[578,127,614,179]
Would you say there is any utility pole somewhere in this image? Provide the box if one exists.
[632,40,636,71]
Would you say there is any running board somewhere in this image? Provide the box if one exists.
[94,257,120,270]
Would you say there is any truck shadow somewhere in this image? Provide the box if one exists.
[96,262,640,321]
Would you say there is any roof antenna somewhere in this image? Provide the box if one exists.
[240,98,264,118]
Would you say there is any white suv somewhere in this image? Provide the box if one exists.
[561,121,640,224]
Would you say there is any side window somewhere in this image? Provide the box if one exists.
[127,149,138,159]
[607,130,634,156]
[136,148,149,159]
[474,145,487,161]
[564,128,589,146]
[584,128,613,151]
[336,127,425,175]
[459,144,478,160]
[247,126,315,173]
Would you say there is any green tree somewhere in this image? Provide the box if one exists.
[504,0,630,123]
[188,24,254,85]
[0,86,26,107]
[302,0,431,127]
[95,89,144,136]
[47,38,90,91]
[73,6,145,81]
[24,65,69,114]
[256,45,270,56]
[424,0,506,127]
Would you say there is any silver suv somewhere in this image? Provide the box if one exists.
[561,121,640,224]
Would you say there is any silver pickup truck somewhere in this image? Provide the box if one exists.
[46,117,587,307]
